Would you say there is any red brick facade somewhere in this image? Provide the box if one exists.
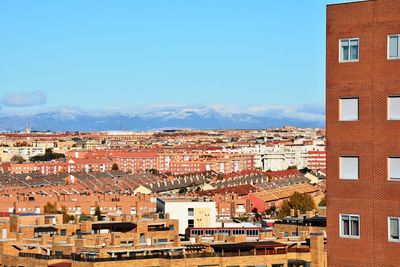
[327,0,400,266]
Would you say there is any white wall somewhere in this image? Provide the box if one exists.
[158,199,217,235]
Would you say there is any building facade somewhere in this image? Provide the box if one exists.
[156,198,217,235]
[327,0,400,265]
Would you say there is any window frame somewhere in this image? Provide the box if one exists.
[339,156,359,180]
[339,97,359,121]
[188,208,194,217]
[388,96,400,120]
[339,38,359,63]
[388,217,400,242]
[339,214,360,239]
[388,157,400,181]
[387,34,400,60]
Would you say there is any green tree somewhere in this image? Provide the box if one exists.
[147,168,159,175]
[278,192,315,218]
[30,148,65,162]
[61,205,74,223]
[265,206,277,217]
[300,167,311,173]
[178,187,187,194]
[112,163,119,171]
[10,155,26,164]
[94,206,102,221]
[80,213,88,221]
[43,202,58,214]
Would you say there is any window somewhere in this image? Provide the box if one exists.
[340,98,359,121]
[188,219,194,228]
[388,96,400,120]
[188,208,194,216]
[388,157,400,180]
[388,35,400,59]
[340,214,360,238]
[388,217,400,241]
[340,156,359,180]
[340,38,359,62]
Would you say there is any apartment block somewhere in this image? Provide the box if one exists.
[327,0,400,265]
[156,197,217,235]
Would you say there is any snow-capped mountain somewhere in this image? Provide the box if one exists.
[0,105,324,131]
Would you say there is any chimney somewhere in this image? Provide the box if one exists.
[111,233,121,246]
[9,215,21,233]
[290,209,295,217]
[173,235,181,246]
[16,232,24,243]
[310,233,325,266]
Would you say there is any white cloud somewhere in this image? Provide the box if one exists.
[245,104,325,122]
[1,90,47,107]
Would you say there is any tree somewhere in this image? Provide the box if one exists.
[61,205,74,223]
[43,202,58,214]
[300,167,311,173]
[30,148,65,162]
[94,206,102,221]
[318,196,326,207]
[80,213,88,221]
[278,192,315,218]
[10,155,26,164]
[112,163,119,171]
[265,206,277,217]
[178,187,188,194]
[147,168,159,175]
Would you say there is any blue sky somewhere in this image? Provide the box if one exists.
[0,0,357,115]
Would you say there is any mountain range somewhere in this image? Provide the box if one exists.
[0,106,325,132]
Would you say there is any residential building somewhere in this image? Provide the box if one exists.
[307,150,326,171]
[0,213,326,267]
[156,197,217,235]
[327,0,400,265]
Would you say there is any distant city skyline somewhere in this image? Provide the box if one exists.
[0,0,357,119]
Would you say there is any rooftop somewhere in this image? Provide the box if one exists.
[158,197,214,203]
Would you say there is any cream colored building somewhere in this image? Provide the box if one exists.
[156,197,217,235]
[0,147,45,162]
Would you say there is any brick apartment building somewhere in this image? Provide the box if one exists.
[327,0,400,265]
[307,150,326,171]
